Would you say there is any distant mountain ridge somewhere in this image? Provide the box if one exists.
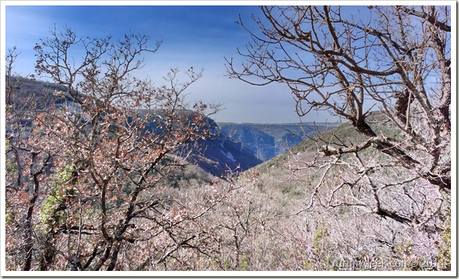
[218,122,339,161]
[7,77,262,178]
[9,77,341,177]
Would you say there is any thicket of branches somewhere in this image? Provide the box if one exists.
[226,5,452,270]
[5,27,225,271]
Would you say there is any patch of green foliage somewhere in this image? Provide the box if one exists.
[38,163,77,233]
[5,139,17,226]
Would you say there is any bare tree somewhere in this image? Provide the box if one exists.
[227,4,450,219]
[5,27,223,271]
[227,5,451,268]
[5,47,19,105]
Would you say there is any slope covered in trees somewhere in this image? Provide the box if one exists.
[199,111,451,270]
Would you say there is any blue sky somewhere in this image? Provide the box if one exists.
[3,4,338,123]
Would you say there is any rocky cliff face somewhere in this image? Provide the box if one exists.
[219,124,276,161]
[194,133,263,177]
[218,123,338,161]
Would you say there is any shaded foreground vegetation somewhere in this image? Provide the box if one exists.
[5,89,451,270]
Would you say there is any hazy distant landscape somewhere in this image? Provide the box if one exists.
[219,122,340,161]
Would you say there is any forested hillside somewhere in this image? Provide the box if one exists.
[7,77,262,177]
[220,113,451,270]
